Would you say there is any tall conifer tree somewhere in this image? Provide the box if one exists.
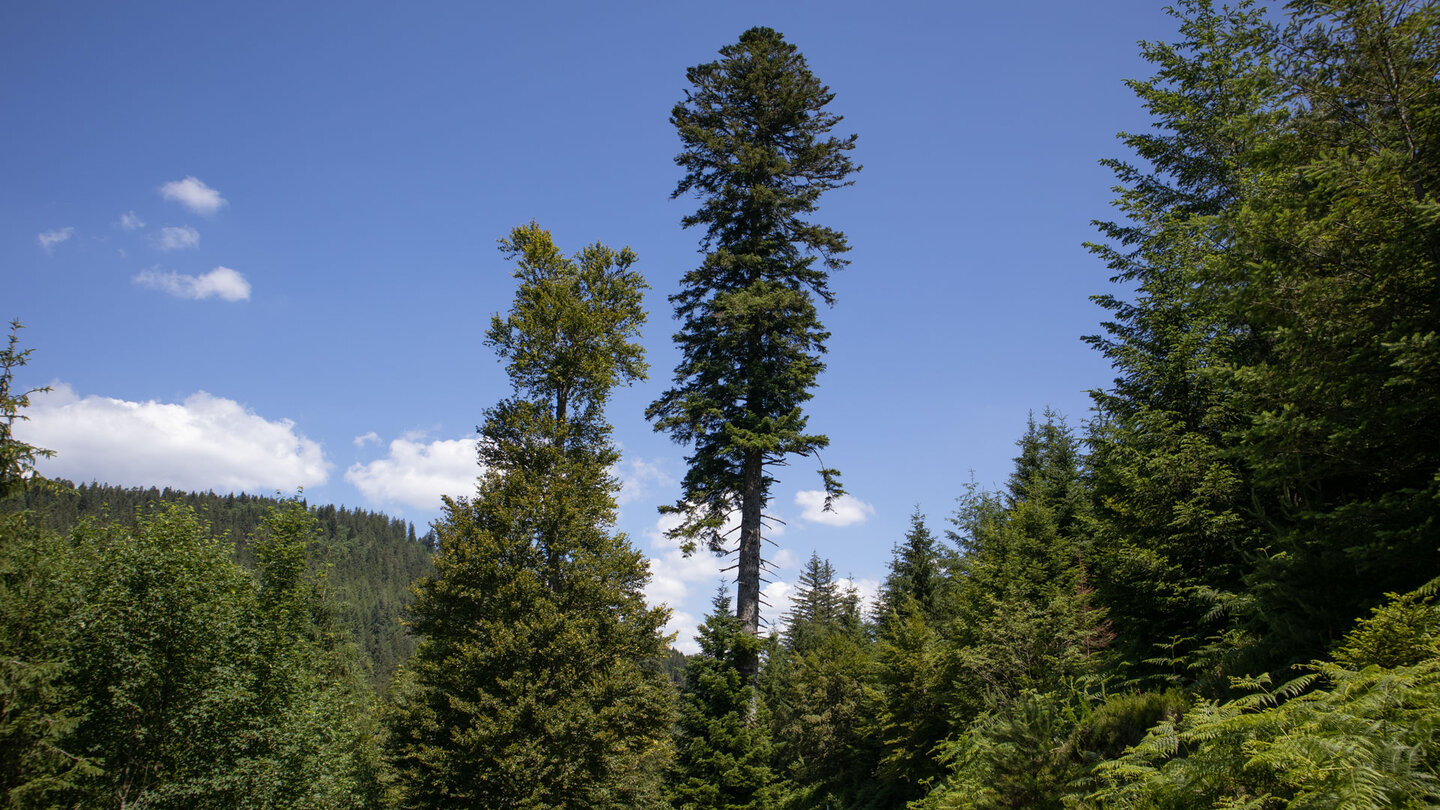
[648,27,859,681]
[390,225,673,809]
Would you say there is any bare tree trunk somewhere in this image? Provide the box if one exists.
[736,448,763,684]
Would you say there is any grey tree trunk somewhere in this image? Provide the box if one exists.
[736,448,764,683]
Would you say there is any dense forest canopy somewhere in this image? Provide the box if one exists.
[4,0,1439,807]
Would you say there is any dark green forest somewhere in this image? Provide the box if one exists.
[5,481,434,688]
[4,0,1439,807]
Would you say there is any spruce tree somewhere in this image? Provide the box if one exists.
[648,27,859,681]
[668,590,778,810]
[875,509,944,630]
[1212,0,1440,668]
[1088,0,1440,678]
[389,224,673,809]
[1084,0,1280,686]
[767,554,873,809]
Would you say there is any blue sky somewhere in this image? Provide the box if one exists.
[5,0,1181,649]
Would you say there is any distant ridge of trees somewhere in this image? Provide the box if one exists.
[6,479,434,687]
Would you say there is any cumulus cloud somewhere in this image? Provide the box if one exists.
[18,384,330,493]
[159,176,226,215]
[643,506,793,647]
[151,225,200,251]
[134,266,251,302]
[345,436,478,511]
[763,580,795,632]
[37,227,74,252]
[117,211,145,230]
[645,525,730,608]
[615,456,673,506]
[353,431,381,448]
[662,610,701,655]
[794,490,875,527]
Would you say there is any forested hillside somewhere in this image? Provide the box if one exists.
[6,481,434,686]
[4,0,1438,807]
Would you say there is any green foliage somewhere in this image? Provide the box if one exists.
[1083,0,1280,687]
[761,554,877,809]
[11,481,432,689]
[871,598,948,804]
[389,225,673,809]
[650,24,858,542]
[0,324,93,807]
[670,591,780,810]
[2,336,386,808]
[920,690,1091,810]
[943,413,1104,707]
[1088,586,1440,809]
[489,221,647,430]
[0,503,380,809]
[874,510,947,632]
[649,26,859,671]
[0,518,96,808]
[1333,578,1440,671]
[781,552,862,653]
[0,321,54,501]
[1209,0,1440,667]
[1087,0,1440,684]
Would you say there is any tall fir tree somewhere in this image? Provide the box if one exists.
[389,225,674,809]
[1084,0,1281,687]
[1088,0,1440,680]
[1211,0,1440,667]
[648,27,859,681]
[0,321,53,501]
[0,322,91,806]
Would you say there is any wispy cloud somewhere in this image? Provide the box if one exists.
[18,383,330,493]
[159,176,226,215]
[117,211,145,230]
[134,266,251,302]
[794,490,875,527]
[37,227,74,252]
[353,431,381,448]
[151,225,200,252]
[345,436,478,511]
[615,456,674,506]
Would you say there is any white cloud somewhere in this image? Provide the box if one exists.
[345,436,478,511]
[615,456,673,506]
[842,577,882,618]
[644,510,734,623]
[663,610,701,655]
[353,431,381,447]
[763,580,795,632]
[37,227,74,252]
[151,225,200,251]
[645,544,729,653]
[134,266,251,302]
[643,506,792,647]
[159,176,226,215]
[794,490,875,527]
[117,211,145,230]
[18,383,331,493]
